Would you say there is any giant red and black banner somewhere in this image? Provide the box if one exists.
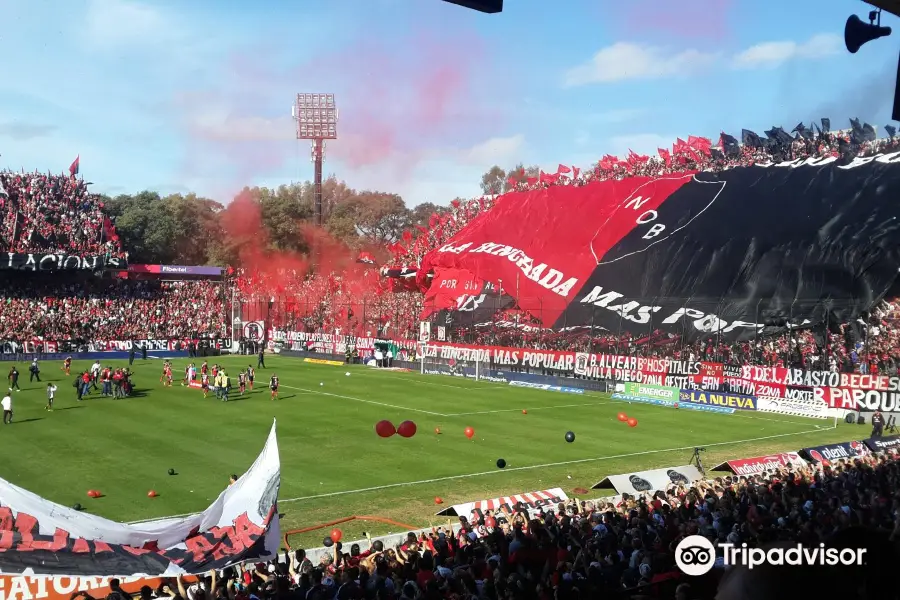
[421,155,900,340]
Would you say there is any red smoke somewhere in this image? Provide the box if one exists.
[607,0,734,42]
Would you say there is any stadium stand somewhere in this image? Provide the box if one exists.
[244,455,898,600]
[0,274,227,341]
[0,171,125,257]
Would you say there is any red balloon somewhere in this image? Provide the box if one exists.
[87,490,99,498]
[434,427,441,435]
[147,490,158,498]
[375,420,396,438]
[397,420,417,438]
[522,410,528,415]
[485,516,497,528]
[464,426,475,439]
[434,497,444,505]
[674,402,679,409]
[617,412,628,422]
[330,528,343,543]
[627,418,638,428]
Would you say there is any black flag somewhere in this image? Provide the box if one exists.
[821,117,831,133]
[887,124,897,138]
[741,129,762,148]
[720,132,740,156]
[862,123,877,142]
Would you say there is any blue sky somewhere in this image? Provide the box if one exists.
[0,0,897,206]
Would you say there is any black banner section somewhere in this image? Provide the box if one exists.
[800,440,870,464]
[0,253,127,271]
[553,155,900,340]
[863,435,900,453]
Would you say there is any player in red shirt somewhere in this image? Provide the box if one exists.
[160,360,170,383]
[201,361,208,376]
[201,372,210,398]
[247,366,255,390]
[238,371,246,395]
[164,365,173,387]
[63,357,71,376]
[270,374,279,400]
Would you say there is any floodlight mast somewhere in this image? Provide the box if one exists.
[293,93,338,226]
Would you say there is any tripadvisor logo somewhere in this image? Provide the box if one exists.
[675,535,866,576]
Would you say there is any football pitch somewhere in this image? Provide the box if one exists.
[0,355,857,548]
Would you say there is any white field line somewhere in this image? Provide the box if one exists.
[127,421,838,524]
[447,401,613,416]
[281,384,447,416]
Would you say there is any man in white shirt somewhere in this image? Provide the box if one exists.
[2,391,12,424]
[46,383,58,411]
[90,361,102,391]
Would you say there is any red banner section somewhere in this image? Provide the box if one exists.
[712,452,808,476]
[423,268,486,315]
[2,339,228,354]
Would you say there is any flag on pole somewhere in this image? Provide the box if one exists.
[69,155,80,177]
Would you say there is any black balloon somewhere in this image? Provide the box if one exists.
[565,431,575,443]
[73,503,83,511]
[323,537,334,547]
[496,458,506,469]
[168,468,176,475]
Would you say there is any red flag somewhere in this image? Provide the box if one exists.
[556,164,572,174]
[688,135,712,155]
[526,176,538,185]
[658,148,671,165]
[68,155,80,177]
[572,167,580,179]
[506,176,518,189]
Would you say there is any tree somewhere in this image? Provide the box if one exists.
[355,192,410,244]
[480,166,506,195]
[409,202,447,228]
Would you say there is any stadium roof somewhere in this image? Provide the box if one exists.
[866,0,900,16]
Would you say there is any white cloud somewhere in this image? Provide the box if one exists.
[731,33,842,70]
[460,134,526,166]
[564,43,718,86]
[187,112,296,143]
[82,0,177,48]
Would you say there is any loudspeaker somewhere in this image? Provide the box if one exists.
[845,14,892,53]
[846,413,857,424]
[442,0,503,13]
[858,415,867,425]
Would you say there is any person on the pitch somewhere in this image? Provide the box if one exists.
[7,366,19,391]
[221,370,230,402]
[238,370,246,395]
[258,349,266,369]
[46,382,57,411]
[29,359,40,382]
[201,371,210,398]
[872,410,885,437]
[63,356,72,376]
[270,373,279,400]
[2,390,11,424]
[247,365,255,390]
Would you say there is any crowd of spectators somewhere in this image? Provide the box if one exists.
[0,274,226,342]
[201,452,898,600]
[0,170,125,257]
[226,120,900,374]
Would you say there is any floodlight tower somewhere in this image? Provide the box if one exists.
[293,93,338,226]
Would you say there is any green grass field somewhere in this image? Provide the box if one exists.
[0,355,860,549]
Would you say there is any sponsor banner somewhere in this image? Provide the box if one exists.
[816,387,900,412]
[621,382,679,401]
[678,389,757,411]
[508,381,583,394]
[268,331,417,358]
[422,158,900,341]
[0,422,280,576]
[0,253,126,272]
[800,440,870,465]
[611,393,735,414]
[757,397,830,419]
[436,488,568,518]
[129,264,222,276]
[711,452,807,476]
[303,358,344,366]
[422,367,509,384]
[0,575,196,600]
[863,435,900,453]
[242,321,265,343]
[592,465,704,494]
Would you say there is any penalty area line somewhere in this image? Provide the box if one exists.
[446,401,613,417]
[276,424,834,504]
[280,384,447,417]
